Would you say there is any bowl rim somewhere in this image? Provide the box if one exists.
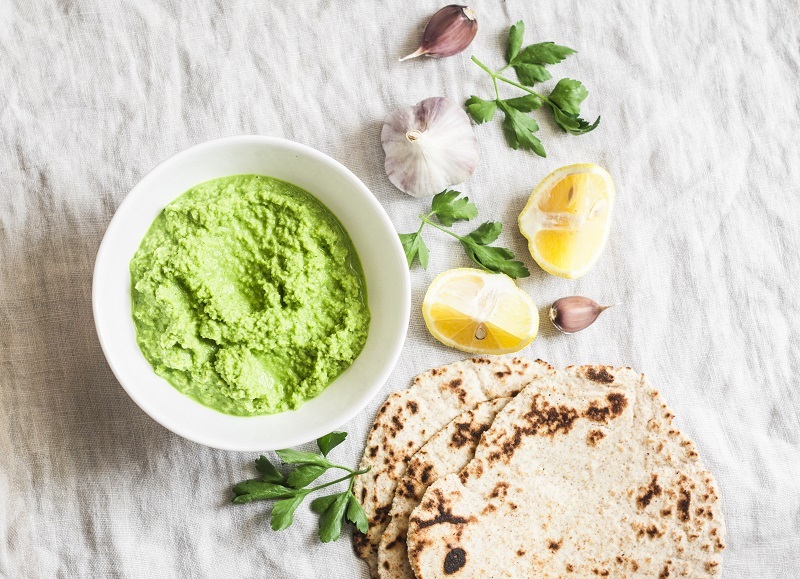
[92,135,410,451]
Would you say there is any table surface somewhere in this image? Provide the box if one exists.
[1,1,799,577]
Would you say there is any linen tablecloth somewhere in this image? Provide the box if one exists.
[1,0,799,577]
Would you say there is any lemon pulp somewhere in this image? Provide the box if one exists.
[422,268,538,355]
[519,164,615,279]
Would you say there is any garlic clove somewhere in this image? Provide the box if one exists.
[400,5,478,61]
[549,296,618,334]
[381,97,479,197]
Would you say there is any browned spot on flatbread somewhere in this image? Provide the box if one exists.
[384,534,405,551]
[487,394,579,462]
[419,464,434,485]
[592,569,610,577]
[391,415,403,431]
[443,547,467,574]
[407,400,419,414]
[585,367,615,383]
[548,539,562,551]
[445,378,467,403]
[412,489,476,530]
[658,564,670,578]
[587,429,606,446]
[495,370,511,378]
[566,563,575,573]
[450,418,487,449]
[368,445,378,458]
[584,392,628,423]
[408,538,428,560]
[489,481,509,499]
[516,549,526,557]
[646,524,664,539]
[352,531,368,555]
[371,504,391,526]
[677,488,691,522]
[636,474,663,509]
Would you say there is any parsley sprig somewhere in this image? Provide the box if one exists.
[466,21,600,157]
[399,190,530,279]
[232,432,370,542]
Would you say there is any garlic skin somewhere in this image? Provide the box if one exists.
[382,97,479,197]
[550,296,617,334]
[400,5,478,61]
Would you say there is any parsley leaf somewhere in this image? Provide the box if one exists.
[512,63,551,86]
[546,79,599,135]
[548,78,588,115]
[465,96,498,124]
[310,493,340,514]
[275,448,332,468]
[319,492,349,543]
[463,221,501,245]
[462,243,531,278]
[500,103,546,157]
[515,42,576,66]
[550,106,601,135]
[232,480,296,503]
[255,455,284,484]
[316,431,347,457]
[457,222,531,278]
[286,464,328,489]
[507,21,525,62]
[503,94,543,113]
[430,190,479,226]
[346,494,369,534]
[270,492,308,531]
[399,231,429,269]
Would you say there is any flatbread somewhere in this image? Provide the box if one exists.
[378,398,512,579]
[407,365,726,578]
[353,357,551,576]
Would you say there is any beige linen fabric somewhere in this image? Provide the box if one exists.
[0,0,799,577]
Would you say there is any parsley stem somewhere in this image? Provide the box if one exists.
[470,55,495,76]
[304,466,371,494]
[471,55,554,107]
[494,74,552,106]
[420,216,464,241]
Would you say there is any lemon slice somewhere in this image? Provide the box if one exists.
[422,268,538,355]
[519,163,615,279]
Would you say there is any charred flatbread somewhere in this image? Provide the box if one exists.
[353,357,551,576]
[407,365,725,578]
[378,398,511,578]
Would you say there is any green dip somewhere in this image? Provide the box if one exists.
[130,174,370,416]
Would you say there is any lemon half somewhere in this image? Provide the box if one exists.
[422,268,538,355]
[519,163,615,279]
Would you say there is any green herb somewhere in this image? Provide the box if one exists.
[465,20,599,156]
[399,190,530,278]
[231,431,370,542]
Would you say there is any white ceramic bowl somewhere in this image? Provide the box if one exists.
[93,136,410,451]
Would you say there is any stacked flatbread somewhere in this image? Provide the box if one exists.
[353,357,725,578]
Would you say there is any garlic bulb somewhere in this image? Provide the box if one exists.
[400,5,478,62]
[381,97,479,198]
[550,296,618,334]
